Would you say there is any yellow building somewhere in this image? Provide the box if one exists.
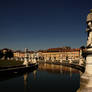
[14,50,25,58]
[38,47,80,62]
[13,47,81,63]
[13,50,34,61]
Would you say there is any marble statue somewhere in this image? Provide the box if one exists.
[23,48,29,67]
[77,9,92,92]
[86,9,92,47]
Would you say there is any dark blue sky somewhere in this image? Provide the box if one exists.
[0,0,92,50]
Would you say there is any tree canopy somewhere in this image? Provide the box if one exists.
[0,48,14,60]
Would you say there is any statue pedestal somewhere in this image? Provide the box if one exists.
[78,73,92,92]
[82,54,92,87]
[77,54,92,92]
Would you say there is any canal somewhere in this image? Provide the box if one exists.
[0,64,80,92]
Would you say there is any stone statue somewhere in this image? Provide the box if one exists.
[86,9,92,47]
[23,48,29,67]
[77,9,92,92]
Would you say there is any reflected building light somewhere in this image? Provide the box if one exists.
[33,70,37,80]
[24,73,28,92]
[69,67,72,78]
[44,63,47,67]
[60,65,62,73]
[51,64,54,69]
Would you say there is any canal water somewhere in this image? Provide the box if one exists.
[0,64,80,92]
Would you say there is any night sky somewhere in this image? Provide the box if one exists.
[0,0,92,50]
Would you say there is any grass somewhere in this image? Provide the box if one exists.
[0,60,24,67]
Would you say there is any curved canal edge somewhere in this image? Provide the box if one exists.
[0,63,38,75]
[38,62,85,73]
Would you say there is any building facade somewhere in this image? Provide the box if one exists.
[13,47,81,63]
[38,47,81,62]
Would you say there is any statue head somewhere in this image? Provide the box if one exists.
[87,9,92,22]
[86,9,92,31]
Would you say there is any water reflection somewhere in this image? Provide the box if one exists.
[38,63,80,74]
[33,70,37,80]
[0,64,80,92]
[24,73,28,92]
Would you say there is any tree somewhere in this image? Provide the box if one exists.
[1,48,14,60]
[0,50,3,59]
[7,50,14,59]
[4,50,14,60]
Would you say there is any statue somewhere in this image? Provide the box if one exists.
[77,9,92,92]
[23,48,29,67]
[86,9,92,47]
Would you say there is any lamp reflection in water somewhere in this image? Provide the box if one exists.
[70,67,72,78]
[23,70,37,92]
[24,73,28,92]
[33,70,37,80]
